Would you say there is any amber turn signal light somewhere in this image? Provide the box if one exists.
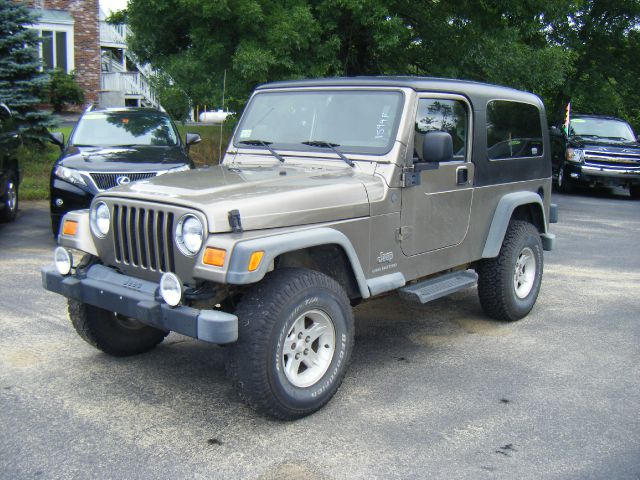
[248,251,264,272]
[62,220,78,236]
[203,247,226,266]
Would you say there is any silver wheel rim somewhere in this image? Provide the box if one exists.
[558,167,564,188]
[282,309,336,388]
[513,247,536,299]
[6,181,16,212]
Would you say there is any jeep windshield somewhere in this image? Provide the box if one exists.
[569,117,636,142]
[71,111,179,147]
[234,90,404,155]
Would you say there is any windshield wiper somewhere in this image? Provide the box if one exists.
[301,140,354,167]
[239,139,285,162]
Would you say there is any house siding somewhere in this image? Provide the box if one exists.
[24,0,101,106]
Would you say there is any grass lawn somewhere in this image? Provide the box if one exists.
[18,124,233,201]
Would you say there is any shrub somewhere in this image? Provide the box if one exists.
[48,69,84,112]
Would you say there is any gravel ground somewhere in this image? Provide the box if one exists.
[0,190,639,480]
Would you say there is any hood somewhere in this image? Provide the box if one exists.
[59,145,191,172]
[100,163,383,232]
[568,136,640,152]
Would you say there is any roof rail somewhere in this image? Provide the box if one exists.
[84,103,96,113]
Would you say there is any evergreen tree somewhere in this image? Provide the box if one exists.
[0,0,51,136]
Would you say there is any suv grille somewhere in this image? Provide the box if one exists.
[90,172,158,190]
[112,204,175,273]
[584,150,640,170]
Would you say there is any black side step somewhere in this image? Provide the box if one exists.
[398,270,478,304]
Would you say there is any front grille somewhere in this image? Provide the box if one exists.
[112,204,175,273]
[584,150,640,170]
[90,172,158,190]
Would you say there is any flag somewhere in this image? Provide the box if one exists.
[563,102,571,135]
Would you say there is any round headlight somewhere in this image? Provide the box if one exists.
[160,272,182,307]
[54,246,73,275]
[176,214,203,256]
[90,201,111,237]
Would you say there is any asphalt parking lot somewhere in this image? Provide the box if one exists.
[1,190,639,480]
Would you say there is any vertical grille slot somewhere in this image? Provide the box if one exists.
[111,203,175,273]
[113,205,122,261]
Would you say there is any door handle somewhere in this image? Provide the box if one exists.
[456,166,468,185]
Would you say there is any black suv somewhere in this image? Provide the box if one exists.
[50,107,201,236]
[0,103,21,223]
[550,114,640,198]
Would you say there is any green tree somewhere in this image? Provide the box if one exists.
[113,0,640,129]
[547,0,640,130]
[0,0,51,136]
[150,72,191,122]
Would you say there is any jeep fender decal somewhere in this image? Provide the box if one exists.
[225,227,371,298]
[482,191,547,259]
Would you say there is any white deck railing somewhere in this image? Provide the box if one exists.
[100,72,160,108]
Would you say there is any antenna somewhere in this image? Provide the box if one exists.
[219,69,226,163]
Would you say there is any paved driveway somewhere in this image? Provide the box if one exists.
[1,192,639,479]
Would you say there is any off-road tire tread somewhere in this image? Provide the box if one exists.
[68,300,167,356]
[225,268,354,420]
[476,221,542,322]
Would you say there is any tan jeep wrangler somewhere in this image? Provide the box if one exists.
[43,77,557,419]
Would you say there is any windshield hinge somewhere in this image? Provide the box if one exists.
[401,168,420,187]
[395,226,413,242]
[228,209,243,233]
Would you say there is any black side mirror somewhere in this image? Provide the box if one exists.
[185,133,201,148]
[50,131,64,149]
[549,126,564,137]
[422,131,453,163]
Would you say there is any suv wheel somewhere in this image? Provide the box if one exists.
[556,163,572,193]
[630,186,640,200]
[476,221,543,321]
[225,268,354,420]
[0,176,18,222]
[68,300,168,356]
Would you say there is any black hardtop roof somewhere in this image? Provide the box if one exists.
[256,76,542,105]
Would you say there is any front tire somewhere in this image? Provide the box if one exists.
[68,300,168,356]
[476,221,543,322]
[0,176,18,223]
[225,268,354,420]
[555,163,572,193]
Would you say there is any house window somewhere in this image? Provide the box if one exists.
[26,9,75,73]
[40,30,68,71]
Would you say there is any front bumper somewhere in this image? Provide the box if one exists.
[42,264,238,344]
[565,163,640,187]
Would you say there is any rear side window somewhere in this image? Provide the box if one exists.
[487,101,543,160]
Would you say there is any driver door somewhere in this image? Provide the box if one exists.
[400,95,474,256]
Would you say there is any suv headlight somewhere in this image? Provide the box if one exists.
[90,201,111,237]
[175,214,203,256]
[566,148,585,163]
[54,165,86,186]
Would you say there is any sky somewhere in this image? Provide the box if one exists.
[100,0,128,14]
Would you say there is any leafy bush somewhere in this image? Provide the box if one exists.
[48,70,84,113]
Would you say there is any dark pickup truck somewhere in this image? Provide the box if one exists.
[551,114,640,198]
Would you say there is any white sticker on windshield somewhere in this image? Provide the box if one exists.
[239,129,252,139]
